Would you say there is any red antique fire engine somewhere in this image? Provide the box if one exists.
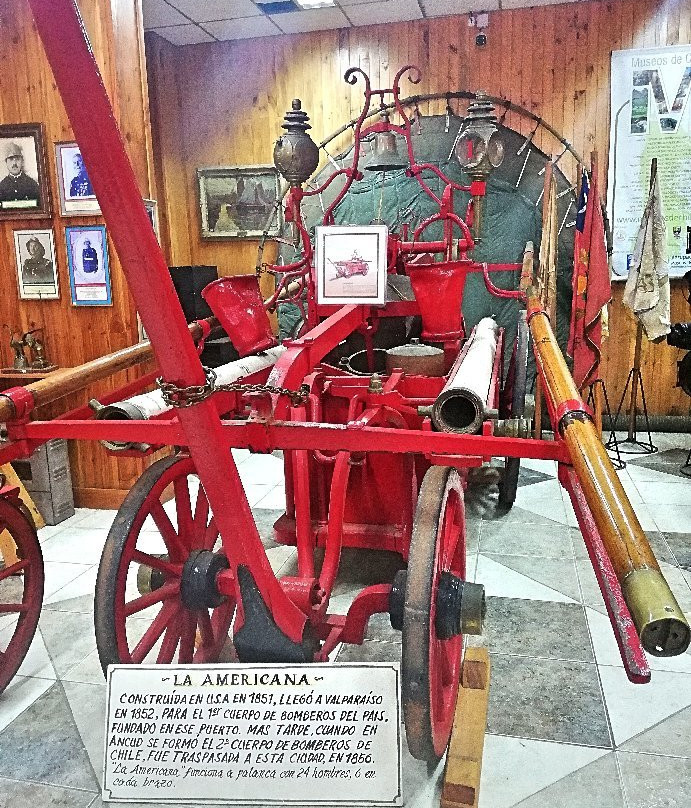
[329,252,370,278]
[0,0,688,769]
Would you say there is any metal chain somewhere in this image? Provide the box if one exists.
[158,368,310,409]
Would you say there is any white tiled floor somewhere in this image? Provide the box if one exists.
[0,435,690,806]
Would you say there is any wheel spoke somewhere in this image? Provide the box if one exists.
[150,501,187,559]
[203,517,220,552]
[0,559,30,582]
[0,603,29,614]
[208,600,235,660]
[197,609,215,649]
[193,487,210,533]
[178,611,197,663]
[131,550,182,578]
[124,579,180,617]
[174,477,194,545]
[157,618,182,664]
[131,602,179,664]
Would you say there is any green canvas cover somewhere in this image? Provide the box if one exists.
[278,114,577,385]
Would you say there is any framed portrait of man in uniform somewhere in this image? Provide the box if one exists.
[13,228,59,299]
[55,141,100,215]
[0,124,51,218]
[66,224,112,306]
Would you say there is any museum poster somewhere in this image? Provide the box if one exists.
[608,44,691,279]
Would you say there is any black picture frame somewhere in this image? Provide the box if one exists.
[0,123,52,219]
[197,165,281,239]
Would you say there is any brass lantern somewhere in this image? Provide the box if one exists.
[273,99,320,187]
[455,93,504,241]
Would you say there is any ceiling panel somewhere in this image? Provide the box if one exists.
[143,0,189,28]
[152,24,216,44]
[169,0,261,22]
[272,7,351,33]
[345,0,423,26]
[420,0,499,17]
[202,14,283,39]
[143,0,591,42]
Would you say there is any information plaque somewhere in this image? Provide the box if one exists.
[103,663,402,805]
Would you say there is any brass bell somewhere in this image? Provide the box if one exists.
[365,110,408,173]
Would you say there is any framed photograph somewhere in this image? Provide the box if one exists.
[65,224,112,306]
[14,228,59,299]
[315,225,388,305]
[144,198,160,242]
[0,124,51,218]
[197,165,280,239]
[55,142,99,215]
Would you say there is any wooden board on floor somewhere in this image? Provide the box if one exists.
[1,463,45,530]
[440,646,491,808]
[0,463,45,567]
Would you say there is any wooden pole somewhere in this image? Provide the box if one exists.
[0,317,218,423]
[594,382,604,437]
[534,158,556,440]
[626,158,656,442]
[521,255,689,655]
[589,151,604,436]
[627,322,644,441]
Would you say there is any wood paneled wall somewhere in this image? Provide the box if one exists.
[0,0,157,507]
[148,0,691,417]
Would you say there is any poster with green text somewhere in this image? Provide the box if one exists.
[608,45,691,279]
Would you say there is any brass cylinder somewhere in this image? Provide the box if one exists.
[526,291,690,657]
[385,341,445,377]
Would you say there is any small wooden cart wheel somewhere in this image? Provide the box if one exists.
[402,465,466,762]
[95,454,235,672]
[0,497,44,695]
[498,310,529,510]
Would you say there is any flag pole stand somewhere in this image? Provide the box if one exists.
[607,159,659,458]
[585,379,626,469]
[681,448,691,479]
[606,321,658,456]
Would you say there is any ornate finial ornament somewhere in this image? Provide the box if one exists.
[273,99,320,187]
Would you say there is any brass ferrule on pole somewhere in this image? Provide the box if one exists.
[520,249,689,657]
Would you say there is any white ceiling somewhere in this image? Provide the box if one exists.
[144,0,588,45]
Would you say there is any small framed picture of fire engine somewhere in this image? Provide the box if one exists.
[315,224,388,305]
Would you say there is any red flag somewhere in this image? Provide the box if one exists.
[568,160,611,389]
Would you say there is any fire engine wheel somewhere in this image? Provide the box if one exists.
[0,497,44,695]
[95,454,235,673]
[498,311,529,510]
[402,465,465,762]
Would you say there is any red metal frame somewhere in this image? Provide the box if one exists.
[0,1,650,691]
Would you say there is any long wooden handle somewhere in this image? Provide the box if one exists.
[0,318,218,422]
[523,265,689,656]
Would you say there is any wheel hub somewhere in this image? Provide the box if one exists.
[180,550,229,610]
[136,554,168,595]
[389,569,407,630]
[435,573,485,639]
